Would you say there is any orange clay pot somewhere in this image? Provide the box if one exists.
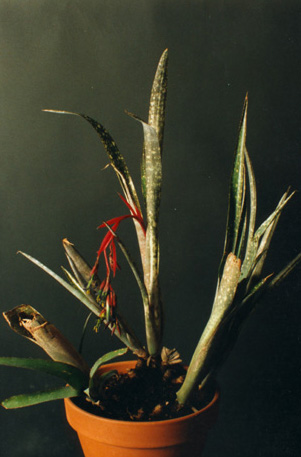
[64,360,219,457]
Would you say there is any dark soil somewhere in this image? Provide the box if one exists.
[74,358,215,421]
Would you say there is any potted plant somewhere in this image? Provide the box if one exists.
[0,50,300,457]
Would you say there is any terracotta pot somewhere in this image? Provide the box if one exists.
[64,360,219,457]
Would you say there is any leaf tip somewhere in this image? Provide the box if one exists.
[62,238,73,247]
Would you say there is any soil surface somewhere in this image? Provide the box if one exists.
[74,358,215,421]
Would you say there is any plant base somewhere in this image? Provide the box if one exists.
[64,361,219,457]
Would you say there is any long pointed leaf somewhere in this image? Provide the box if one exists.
[141,49,168,201]
[148,48,168,152]
[254,190,295,239]
[126,112,163,356]
[43,110,141,212]
[44,110,147,272]
[244,148,257,256]
[268,253,301,289]
[177,254,241,405]
[220,95,248,275]
[78,312,92,355]
[127,112,162,290]
[2,385,78,409]
[18,251,101,316]
[240,190,294,281]
[61,240,147,357]
[0,357,87,391]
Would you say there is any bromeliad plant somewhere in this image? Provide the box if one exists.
[1,50,300,418]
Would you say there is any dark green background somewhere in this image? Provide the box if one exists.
[0,1,300,456]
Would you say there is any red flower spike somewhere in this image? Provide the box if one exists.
[103,249,110,277]
[91,193,146,322]
[97,214,132,230]
[90,264,98,277]
[109,240,120,277]
[117,194,146,233]
[118,193,139,216]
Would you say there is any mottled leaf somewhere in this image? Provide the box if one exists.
[254,190,295,239]
[212,253,242,319]
[43,110,141,213]
[220,95,248,275]
[127,112,162,290]
[141,49,168,201]
[18,251,101,316]
[240,190,294,281]
[243,148,257,259]
[148,48,168,151]
[126,112,163,355]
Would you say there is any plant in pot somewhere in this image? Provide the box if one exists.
[1,50,300,457]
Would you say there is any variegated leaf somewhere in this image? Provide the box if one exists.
[43,110,141,213]
[220,95,248,276]
[254,190,295,239]
[243,147,257,259]
[141,49,168,202]
[18,251,146,357]
[18,251,101,316]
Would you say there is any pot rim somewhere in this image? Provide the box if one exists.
[65,360,220,426]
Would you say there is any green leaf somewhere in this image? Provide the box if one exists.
[243,148,257,259]
[0,357,87,391]
[254,190,295,239]
[18,251,101,316]
[148,48,168,152]
[141,49,168,202]
[220,95,248,275]
[126,112,163,356]
[127,112,162,287]
[78,312,93,355]
[240,190,295,281]
[236,197,248,259]
[268,252,301,289]
[43,109,141,213]
[90,348,128,379]
[242,274,272,305]
[2,385,78,409]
